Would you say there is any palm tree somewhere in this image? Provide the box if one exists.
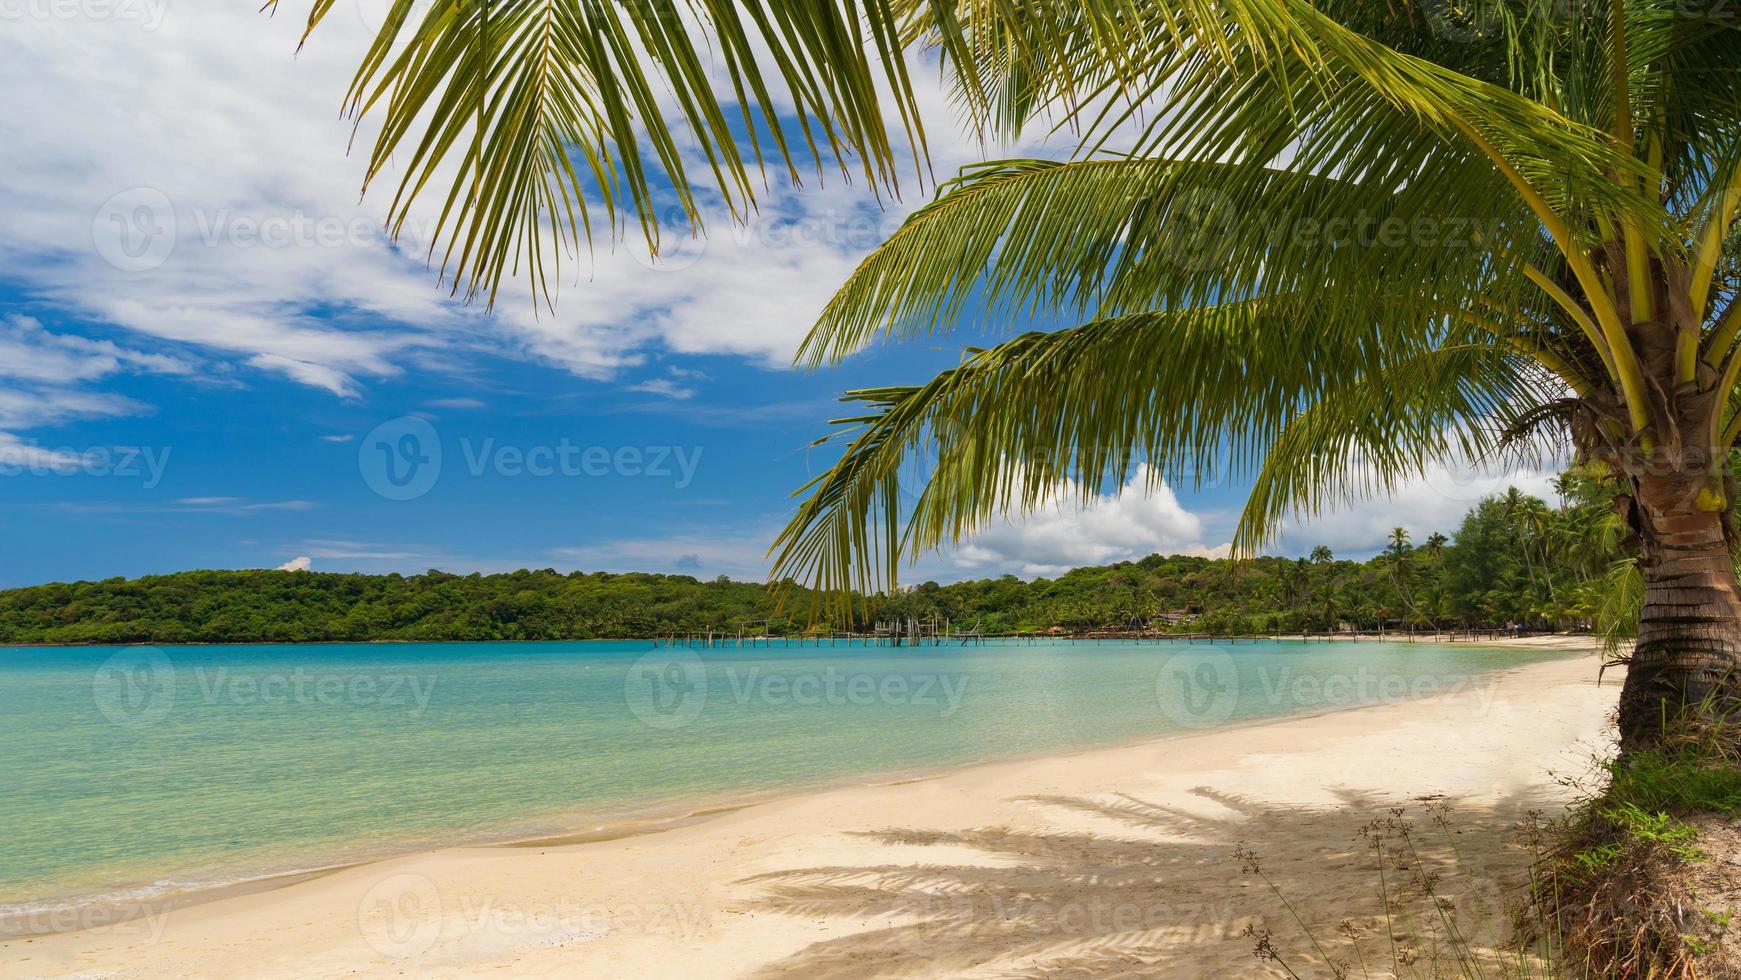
[1320,583,1347,635]
[1500,488,1557,622]
[1422,533,1449,560]
[763,3,1741,751]
[1386,526,1415,622]
[1551,472,1575,510]
[297,2,1740,750]
[1386,527,1412,565]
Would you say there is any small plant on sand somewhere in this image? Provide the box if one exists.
[1235,703,1741,978]
[1237,803,1569,978]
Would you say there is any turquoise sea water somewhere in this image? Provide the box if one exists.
[0,638,1564,916]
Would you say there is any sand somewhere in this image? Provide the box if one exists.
[1,637,1617,979]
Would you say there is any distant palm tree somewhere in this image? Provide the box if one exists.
[1421,533,1449,560]
[1551,473,1575,510]
[295,2,1741,749]
[1386,527,1412,565]
[1386,526,1415,622]
[1283,558,1311,607]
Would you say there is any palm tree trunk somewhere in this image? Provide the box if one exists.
[1618,486,1741,751]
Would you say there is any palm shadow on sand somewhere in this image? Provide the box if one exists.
[738,788,1557,978]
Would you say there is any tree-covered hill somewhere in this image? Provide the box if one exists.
[0,483,1629,645]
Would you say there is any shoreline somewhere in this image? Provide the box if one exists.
[0,630,1574,649]
[0,636,1610,977]
[0,636,1589,937]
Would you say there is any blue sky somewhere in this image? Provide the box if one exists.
[0,290,1004,586]
[0,0,1556,589]
[1,280,1265,588]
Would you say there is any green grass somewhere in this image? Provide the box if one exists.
[1604,741,1741,817]
[1577,801,1702,870]
[1560,712,1741,880]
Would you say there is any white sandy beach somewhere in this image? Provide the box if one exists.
[2,637,1615,979]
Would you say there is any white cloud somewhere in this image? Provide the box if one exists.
[426,397,486,410]
[0,387,150,430]
[909,455,1565,578]
[277,556,312,572]
[542,456,1558,585]
[252,457,1559,582]
[0,314,187,448]
[245,353,366,399]
[625,378,696,400]
[1276,459,1562,557]
[0,433,89,470]
[297,539,431,561]
[941,466,1230,577]
[213,499,316,514]
[0,3,1059,423]
[0,314,195,384]
[622,364,718,401]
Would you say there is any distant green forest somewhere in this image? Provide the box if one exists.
[0,480,1631,645]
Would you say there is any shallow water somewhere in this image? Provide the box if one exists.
[0,638,1562,914]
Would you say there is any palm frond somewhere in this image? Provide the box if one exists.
[287,0,969,308]
[773,299,1482,614]
[799,155,1537,367]
[905,0,1673,242]
[1235,345,1553,554]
